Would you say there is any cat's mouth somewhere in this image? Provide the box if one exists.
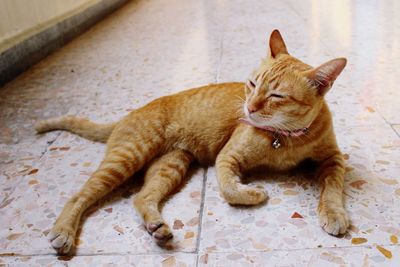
[242,104,275,128]
[242,114,275,129]
[248,115,266,125]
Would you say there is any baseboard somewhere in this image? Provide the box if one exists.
[0,0,130,87]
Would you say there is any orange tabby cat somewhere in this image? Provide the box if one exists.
[36,30,348,255]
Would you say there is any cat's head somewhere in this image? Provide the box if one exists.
[243,29,346,130]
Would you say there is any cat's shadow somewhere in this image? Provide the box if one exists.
[236,159,320,209]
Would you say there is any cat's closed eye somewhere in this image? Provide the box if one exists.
[269,93,285,99]
[247,79,256,88]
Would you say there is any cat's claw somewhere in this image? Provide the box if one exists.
[48,228,74,255]
[146,222,164,233]
[318,207,349,236]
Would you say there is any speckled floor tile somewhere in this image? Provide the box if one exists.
[199,124,400,253]
[285,0,400,125]
[0,253,196,267]
[198,245,400,266]
[215,0,387,128]
[0,132,204,255]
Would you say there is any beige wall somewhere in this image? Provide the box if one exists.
[0,0,102,52]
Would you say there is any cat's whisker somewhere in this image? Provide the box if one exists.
[234,94,246,103]
[232,99,246,118]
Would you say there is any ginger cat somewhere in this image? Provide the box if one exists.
[36,30,348,255]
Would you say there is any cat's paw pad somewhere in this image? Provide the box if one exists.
[223,184,268,205]
[318,207,349,236]
[146,221,173,244]
[48,227,75,255]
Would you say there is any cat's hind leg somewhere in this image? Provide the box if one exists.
[134,149,193,244]
[49,118,164,254]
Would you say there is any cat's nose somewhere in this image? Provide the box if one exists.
[247,104,259,113]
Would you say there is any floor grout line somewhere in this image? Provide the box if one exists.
[195,167,208,267]
[369,105,400,138]
[0,131,63,205]
[390,124,400,138]
[0,250,197,258]
[195,243,400,255]
[284,0,333,58]
[2,243,398,259]
[38,132,62,160]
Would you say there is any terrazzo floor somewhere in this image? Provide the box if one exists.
[1,0,400,266]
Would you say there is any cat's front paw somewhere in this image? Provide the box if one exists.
[221,183,268,206]
[146,221,173,245]
[48,226,76,255]
[318,207,349,236]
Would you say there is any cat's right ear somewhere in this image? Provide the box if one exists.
[305,58,347,96]
[268,29,289,58]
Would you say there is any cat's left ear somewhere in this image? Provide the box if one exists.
[269,29,289,58]
[305,58,347,96]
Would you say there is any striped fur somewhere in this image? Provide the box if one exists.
[35,116,116,143]
[37,30,348,254]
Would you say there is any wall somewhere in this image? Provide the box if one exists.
[0,0,128,85]
[0,0,102,53]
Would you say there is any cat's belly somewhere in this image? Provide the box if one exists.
[166,126,234,165]
[266,155,305,171]
[172,135,231,165]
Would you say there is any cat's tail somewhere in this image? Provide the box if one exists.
[35,116,116,143]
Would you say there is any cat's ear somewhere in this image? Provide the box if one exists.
[269,29,289,58]
[305,58,347,96]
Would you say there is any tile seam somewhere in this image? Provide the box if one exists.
[195,167,209,267]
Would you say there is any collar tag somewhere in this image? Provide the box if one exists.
[272,138,281,149]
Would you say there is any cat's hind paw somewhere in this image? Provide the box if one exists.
[318,207,349,236]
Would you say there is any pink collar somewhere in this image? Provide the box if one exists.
[238,118,310,137]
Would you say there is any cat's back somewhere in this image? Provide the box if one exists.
[164,82,245,123]
[172,82,244,107]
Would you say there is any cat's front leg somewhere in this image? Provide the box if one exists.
[215,137,267,206]
[316,152,349,235]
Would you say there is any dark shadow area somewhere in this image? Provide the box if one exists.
[229,159,320,211]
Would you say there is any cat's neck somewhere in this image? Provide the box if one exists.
[238,118,310,137]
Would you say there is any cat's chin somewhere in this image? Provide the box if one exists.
[241,116,272,128]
